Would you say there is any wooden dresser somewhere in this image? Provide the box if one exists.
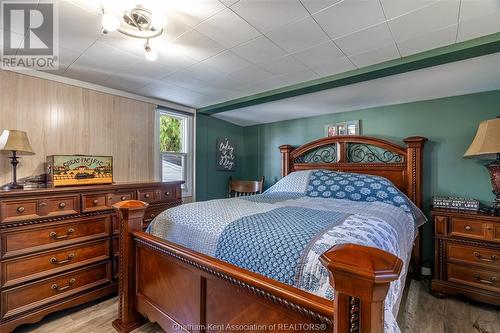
[431,208,500,305]
[0,181,183,333]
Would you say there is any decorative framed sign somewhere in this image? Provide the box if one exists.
[325,120,361,137]
[46,155,113,187]
[216,137,236,171]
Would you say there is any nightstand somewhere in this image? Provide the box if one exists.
[431,208,500,305]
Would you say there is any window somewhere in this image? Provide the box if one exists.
[158,108,193,197]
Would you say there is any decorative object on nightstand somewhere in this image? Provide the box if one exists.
[0,130,34,190]
[464,117,500,215]
[431,208,499,306]
[432,196,479,211]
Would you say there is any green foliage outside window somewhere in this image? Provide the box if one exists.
[160,115,182,152]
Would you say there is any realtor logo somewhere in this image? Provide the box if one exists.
[1,0,58,69]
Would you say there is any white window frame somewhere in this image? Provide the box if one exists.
[157,108,194,198]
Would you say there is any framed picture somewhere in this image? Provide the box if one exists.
[216,137,236,171]
[336,122,347,135]
[325,124,337,137]
[325,120,360,136]
[346,120,360,135]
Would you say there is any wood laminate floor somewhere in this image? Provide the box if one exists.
[14,280,500,333]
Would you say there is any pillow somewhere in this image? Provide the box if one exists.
[265,170,312,194]
[306,170,412,213]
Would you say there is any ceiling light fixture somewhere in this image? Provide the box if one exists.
[144,40,158,62]
[101,12,121,32]
[101,5,167,61]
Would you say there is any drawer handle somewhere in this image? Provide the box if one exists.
[464,225,472,231]
[92,199,99,205]
[121,196,127,201]
[51,278,76,292]
[17,206,25,214]
[59,202,66,209]
[50,253,75,265]
[473,252,498,263]
[49,228,75,240]
[473,273,498,285]
[165,191,170,196]
[144,194,150,199]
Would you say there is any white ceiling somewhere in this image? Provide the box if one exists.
[3,0,500,109]
[213,52,500,126]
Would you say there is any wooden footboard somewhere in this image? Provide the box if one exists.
[112,201,403,333]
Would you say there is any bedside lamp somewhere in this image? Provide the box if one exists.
[0,130,35,190]
[464,117,500,214]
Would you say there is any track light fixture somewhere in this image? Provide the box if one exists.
[101,5,167,61]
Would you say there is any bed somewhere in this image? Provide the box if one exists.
[113,135,427,333]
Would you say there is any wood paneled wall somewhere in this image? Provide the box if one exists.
[0,70,157,185]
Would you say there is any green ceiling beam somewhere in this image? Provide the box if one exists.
[198,32,500,115]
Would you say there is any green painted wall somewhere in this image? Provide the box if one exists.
[196,114,244,201]
[240,90,500,265]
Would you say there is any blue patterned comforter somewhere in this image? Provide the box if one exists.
[147,170,426,333]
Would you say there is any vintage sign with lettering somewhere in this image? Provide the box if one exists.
[46,155,113,187]
[216,137,236,171]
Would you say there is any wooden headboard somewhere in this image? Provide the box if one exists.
[279,135,427,208]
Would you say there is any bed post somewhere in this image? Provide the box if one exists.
[112,200,149,333]
[404,136,427,279]
[320,244,403,333]
[279,144,294,177]
[403,136,426,207]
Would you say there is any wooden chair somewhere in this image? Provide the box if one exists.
[228,176,264,197]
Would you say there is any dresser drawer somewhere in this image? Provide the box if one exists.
[41,196,79,217]
[2,216,111,258]
[449,218,488,240]
[447,243,499,270]
[0,199,38,222]
[1,262,111,319]
[160,186,181,202]
[0,195,79,223]
[448,263,500,293]
[1,239,110,288]
[82,191,134,212]
[107,191,134,206]
[137,189,159,203]
[81,194,108,212]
